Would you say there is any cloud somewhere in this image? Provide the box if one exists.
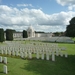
[56,0,75,11]
[17,4,33,7]
[68,5,75,10]
[0,5,75,32]
[56,0,75,6]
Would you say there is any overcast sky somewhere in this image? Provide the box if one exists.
[0,0,75,32]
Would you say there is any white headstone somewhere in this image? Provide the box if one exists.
[46,53,49,60]
[12,50,15,56]
[1,50,3,54]
[5,50,7,55]
[4,57,7,64]
[0,56,2,63]
[24,52,28,58]
[20,52,24,58]
[36,52,40,59]
[15,51,19,56]
[3,65,7,74]
[41,53,44,60]
[56,51,59,56]
[8,50,11,55]
[52,53,55,61]
[29,53,32,59]
[60,52,63,57]
[65,53,68,58]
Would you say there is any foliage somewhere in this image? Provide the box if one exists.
[53,32,64,36]
[69,17,75,24]
[35,31,45,33]
[0,28,4,42]
[66,17,75,37]
[53,32,60,36]
[6,29,13,41]
[23,30,28,38]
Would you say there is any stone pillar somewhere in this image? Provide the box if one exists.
[3,65,7,74]
[0,56,2,63]
[4,57,7,64]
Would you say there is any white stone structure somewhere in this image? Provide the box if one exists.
[4,25,53,39]
[27,26,35,38]
[13,32,22,38]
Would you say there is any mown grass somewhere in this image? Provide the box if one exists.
[0,42,75,75]
[72,37,75,41]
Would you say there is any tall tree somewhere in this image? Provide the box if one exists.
[6,29,13,41]
[66,17,75,37]
[0,28,4,42]
[23,30,28,38]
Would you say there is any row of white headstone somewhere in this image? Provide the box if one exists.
[0,56,7,64]
[0,42,68,61]
[20,51,68,61]
[0,56,7,74]
[0,47,68,61]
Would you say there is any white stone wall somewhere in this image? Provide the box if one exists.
[35,33,52,38]
[13,32,22,38]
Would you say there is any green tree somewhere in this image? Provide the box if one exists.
[66,17,75,37]
[53,32,60,36]
[0,28,4,42]
[6,29,13,41]
[23,30,28,38]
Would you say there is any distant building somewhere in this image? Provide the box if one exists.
[27,26,53,38]
[4,26,53,39]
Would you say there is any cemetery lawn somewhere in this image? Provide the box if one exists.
[72,37,75,41]
[0,43,75,75]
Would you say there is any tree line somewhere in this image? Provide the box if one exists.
[0,29,28,42]
[66,17,75,37]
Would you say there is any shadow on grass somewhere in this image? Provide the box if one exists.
[21,55,75,75]
[0,72,3,73]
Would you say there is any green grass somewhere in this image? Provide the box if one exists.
[72,37,75,41]
[0,42,75,75]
